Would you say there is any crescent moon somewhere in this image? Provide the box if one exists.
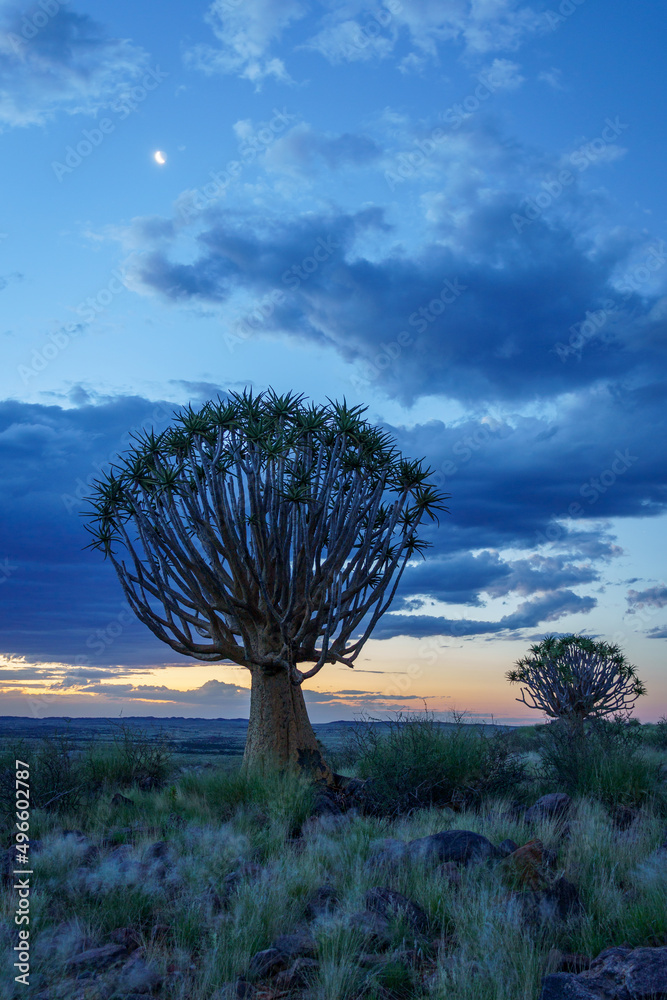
[154,151,166,165]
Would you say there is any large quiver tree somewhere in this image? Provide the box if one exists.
[83,390,448,780]
[506,633,646,737]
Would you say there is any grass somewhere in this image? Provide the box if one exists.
[0,716,665,1000]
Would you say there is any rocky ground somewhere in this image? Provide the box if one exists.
[2,771,666,1000]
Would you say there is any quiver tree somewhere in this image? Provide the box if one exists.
[83,389,448,781]
[506,633,646,737]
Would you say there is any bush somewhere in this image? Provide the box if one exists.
[340,711,527,816]
[83,721,173,793]
[0,721,174,826]
[537,715,665,808]
[644,716,667,750]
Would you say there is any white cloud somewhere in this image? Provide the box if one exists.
[0,2,151,128]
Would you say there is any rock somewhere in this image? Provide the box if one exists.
[365,887,429,935]
[110,792,134,807]
[437,861,462,888]
[513,876,582,929]
[144,840,169,860]
[539,945,667,999]
[273,957,319,989]
[271,930,317,958]
[304,883,339,919]
[348,910,392,945]
[524,793,571,823]
[406,829,499,865]
[310,787,344,817]
[247,947,289,980]
[66,943,128,968]
[502,839,548,890]
[611,805,638,831]
[115,952,162,993]
[498,838,520,857]
[107,927,142,949]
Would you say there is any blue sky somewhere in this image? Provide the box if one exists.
[0,0,666,722]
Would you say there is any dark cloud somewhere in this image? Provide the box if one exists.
[371,590,597,639]
[118,121,667,406]
[264,124,382,175]
[627,585,667,610]
[0,384,663,660]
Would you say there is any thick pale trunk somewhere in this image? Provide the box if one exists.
[243,667,332,783]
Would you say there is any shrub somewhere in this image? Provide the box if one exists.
[340,711,527,815]
[83,721,173,793]
[644,716,667,750]
[537,715,665,808]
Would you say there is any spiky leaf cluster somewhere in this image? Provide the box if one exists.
[83,389,449,679]
[506,633,646,725]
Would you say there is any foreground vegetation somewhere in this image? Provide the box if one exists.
[1,716,666,999]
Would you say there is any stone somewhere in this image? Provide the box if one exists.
[437,861,462,888]
[406,829,499,865]
[247,947,289,979]
[66,943,128,968]
[271,930,317,958]
[144,840,169,860]
[611,805,638,831]
[310,788,344,817]
[273,957,319,989]
[524,793,571,823]
[304,883,339,919]
[115,952,162,993]
[110,792,134,807]
[502,839,548,890]
[365,887,429,935]
[539,945,667,999]
[498,838,520,857]
[348,910,392,945]
[513,876,582,929]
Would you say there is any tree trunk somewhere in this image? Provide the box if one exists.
[243,667,333,784]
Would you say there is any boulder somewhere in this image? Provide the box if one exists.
[512,876,582,929]
[524,793,571,823]
[348,910,392,945]
[110,792,134,807]
[247,947,289,980]
[367,837,409,867]
[271,930,317,958]
[539,945,667,999]
[498,838,520,857]
[66,943,128,968]
[406,829,499,865]
[114,952,162,994]
[502,839,548,890]
[304,883,339,919]
[273,957,319,989]
[365,887,429,935]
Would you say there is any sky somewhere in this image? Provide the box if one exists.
[0,0,666,724]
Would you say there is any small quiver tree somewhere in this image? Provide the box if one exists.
[506,633,646,738]
[83,390,448,782]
